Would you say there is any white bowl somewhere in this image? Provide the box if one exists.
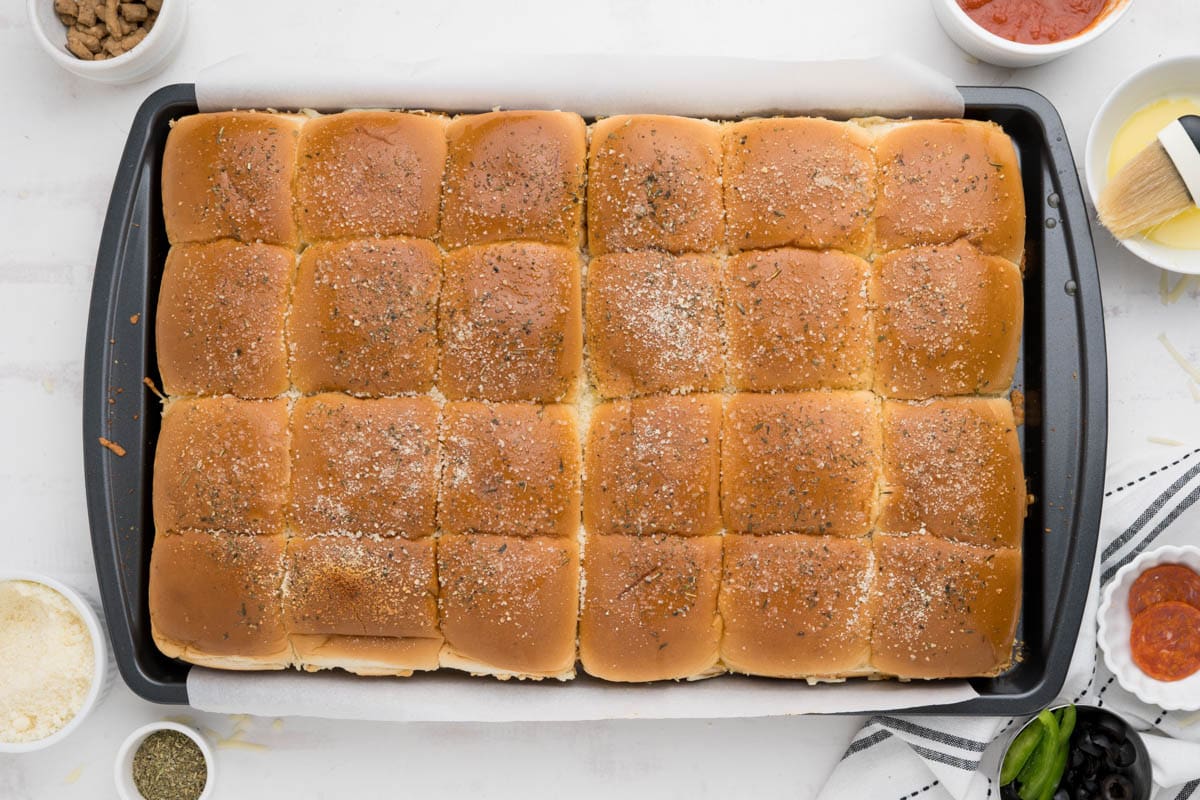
[0,573,110,753]
[1098,545,1200,711]
[115,722,215,800]
[1085,56,1200,275]
[931,0,1131,68]
[27,0,188,85]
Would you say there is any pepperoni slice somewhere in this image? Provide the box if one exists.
[1128,564,1200,616]
[1130,601,1200,682]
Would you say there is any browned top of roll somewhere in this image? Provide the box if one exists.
[722,391,882,536]
[290,394,440,538]
[580,534,722,682]
[871,533,1021,679]
[162,111,302,247]
[439,242,582,403]
[720,534,874,678]
[156,240,292,398]
[725,248,872,393]
[441,110,587,248]
[872,240,1023,399]
[586,251,724,398]
[587,115,724,255]
[296,111,447,242]
[149,529,288,660]
[153,397,290,535]
[880,398,1026,549]
[441,402,581,538]
[724,117,875,255]
[874,119,1025,265]
[283,535,439,639]
[437,534,579,677]
[290,237,441,396]
[584,394,722,537]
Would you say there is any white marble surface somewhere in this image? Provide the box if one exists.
[2,0,1199,797]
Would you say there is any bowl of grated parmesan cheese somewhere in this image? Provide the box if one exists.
[0,573,108,752]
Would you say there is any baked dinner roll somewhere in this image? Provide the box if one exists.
[290,394,439,538]
[724,118,875,255]
[162,111,302,247]
[586,252,724,397]
[284,535,441,675]
[722,392,881,536]
[587,115,724,255]
[439,242,582,402]
[880,398,1026,549]
[871,533,1021,678]
[290,238,441,395]
[584,395,721,537]
[296,111,446,242]
[872,240,1023,399]
[441,402,581,537]
[873,119,1025,265]
[157,241,292,398]
[725,249,872,392]
[150,529,289,669]
[441,110,587,248]
[580,534,722,682]
[153,397,290,535]
[720,534,874,678]
[438,534,579,679]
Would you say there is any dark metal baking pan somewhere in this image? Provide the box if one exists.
[83,83,1106,711]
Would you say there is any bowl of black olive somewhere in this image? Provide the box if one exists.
[999,704,1151,800]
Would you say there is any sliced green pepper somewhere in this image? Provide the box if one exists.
[1037,738,1071,800]
[1017,711,1061,800]
[1057,704,1077,742]
[1000,722,1045,785]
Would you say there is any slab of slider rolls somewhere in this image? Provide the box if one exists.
[148,108,1027,683]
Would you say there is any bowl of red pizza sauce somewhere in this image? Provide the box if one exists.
[1099,546,1200,710]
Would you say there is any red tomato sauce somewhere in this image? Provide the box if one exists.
[957,0,1110,44]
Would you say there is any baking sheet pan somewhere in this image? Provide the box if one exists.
[82,82,1106,714]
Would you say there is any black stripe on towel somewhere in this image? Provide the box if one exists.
[1103,459,1200,560]
[1176,780,1199,800]
[1102,482,1200,584]
[906,742,981,771]
[843,728,893,758]
[876,716,989,752]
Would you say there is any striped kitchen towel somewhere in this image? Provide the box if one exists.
[818,447,1200,800]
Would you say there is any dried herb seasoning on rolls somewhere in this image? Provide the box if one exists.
[150,109,1027,683]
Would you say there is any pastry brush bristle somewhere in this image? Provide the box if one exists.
[1097,140,1195,240]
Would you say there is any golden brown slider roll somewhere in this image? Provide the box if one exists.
[880,398,1026,549]
[722,392,881,536]
[441,402,581,538]
[149,529,289,669]
[872,240,1023,399]
[587,115,724,255]
[584,395,721,537]
[284,535,441,675]
[725,249,872,392]
[723,118,875,255]
[162,111,302,247]
[438,534,579,679]
[291,394,439,538]
[296,111,446,242]
[580,534,722,682]
[441,110,587,248]
[586,252,724,398]
[153,398,290,535]
[871,533,1021,678]
[720,534,874,678]
[874,119,1025,265]
[439,242,582,402]
[290,238,441,396]
[156,240,292,398]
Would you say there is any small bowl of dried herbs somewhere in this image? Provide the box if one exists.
[115,721,213,800]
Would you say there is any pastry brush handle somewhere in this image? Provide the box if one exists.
[1160,115,1200,204]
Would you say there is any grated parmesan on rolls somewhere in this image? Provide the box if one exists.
[152,109,1027,682]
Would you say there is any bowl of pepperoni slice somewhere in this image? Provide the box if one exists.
[1099,545,1200,710]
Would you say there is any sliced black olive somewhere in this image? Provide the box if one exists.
[1083,778,1100,795]
[1093,732,1114,752]
[1113,739,1137,767]
[1000,782,1021,800]
[1070,747,1086,768]
[1073,788,1091,800]
[1102,774,1134,800]
[1078,733,1102,756]
[1096,715,1127,742]
[1053,790,1069,800]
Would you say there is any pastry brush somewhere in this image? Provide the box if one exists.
[1098,115,1200,240]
